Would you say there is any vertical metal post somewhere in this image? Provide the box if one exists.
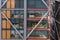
[48,0,51,40]
[24,0,27,40]
[0,0,1,40]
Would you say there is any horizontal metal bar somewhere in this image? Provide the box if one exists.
[2,39,23,40]
[2,28,24,30]
[2,18,24,20]
[0,8,24,10]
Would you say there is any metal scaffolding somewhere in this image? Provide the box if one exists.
[0,0,52,40]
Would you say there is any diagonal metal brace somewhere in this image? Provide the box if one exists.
[1,12,23,38]
[0,0,23,38]
[0,0,7,8]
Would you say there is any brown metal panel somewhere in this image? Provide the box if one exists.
[2,10,7,38]
[7,30,10,38]
[6,10,11,28]
[2,20,7,28]
[11,0,15,8]
[6,21,11,28]
[2,10,7,29]
[6,0,11,8]
[2,30,6,38]
[6,10,10,18]
[2,10,7,18]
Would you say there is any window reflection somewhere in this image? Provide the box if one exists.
[27,0,48,8]
[1,0,6,8]
[27,30,49,38]
[27,10,48,18]
[15,0,24,8]
[27,20,48,28]
[11,10,24,18]
[11,30,23,39]
[10,10,24,28]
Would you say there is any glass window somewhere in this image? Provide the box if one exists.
[10,10,24,39]
[51,0,55,3]
[11,30,24,39]
[11,10,24,18]
[27,0,35,8]
[11,22,24,28]
[15,0,24,8]
[27,10,47,18]
[35,0,47,8]
[1,0,6,8]
[1,0,5,3]
[39,20,48,28]
[10,10,24,28]
[27,30,49,38]
[27,20,48,28]
[27,0,48,8]
[11,30,15,35]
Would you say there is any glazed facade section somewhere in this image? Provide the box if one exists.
[1,0,50,40]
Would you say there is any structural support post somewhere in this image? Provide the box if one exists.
[24,0,27,40]
[0,0,1,40]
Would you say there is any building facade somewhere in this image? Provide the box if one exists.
[0,0,51,40]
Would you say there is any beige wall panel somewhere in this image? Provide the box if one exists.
[2,30,6,38]
[6,0,10,8]
[2,20,7,28]
[7,21,10,28]
[11,0,15,8]
[6,10,10,18]
[7,30,10,38]
[2,10,7,18]
[6,10,11,28]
